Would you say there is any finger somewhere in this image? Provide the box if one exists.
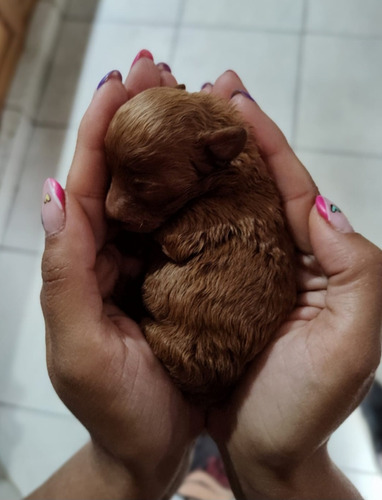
[66,72,128,251]
[297,253,328,291]
[296,291,326,309]
[211,70,318,253]
[41,188,104,353]
[200,82,213,94]
[297,268,328,292]
[309,198,382,378]
[157,63,178,87]
[124,51,161,97]
[212,70,246,99]
[95,246,121,299]
[231,93,318,253]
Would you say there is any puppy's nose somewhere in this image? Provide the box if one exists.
[105,186,126,221]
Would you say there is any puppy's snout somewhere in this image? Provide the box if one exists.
[105,185,127,221]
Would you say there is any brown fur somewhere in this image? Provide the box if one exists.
[105,87,297,405]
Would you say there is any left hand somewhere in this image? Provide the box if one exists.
[204,70,382,499]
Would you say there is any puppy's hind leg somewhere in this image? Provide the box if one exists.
[141,319,208,399]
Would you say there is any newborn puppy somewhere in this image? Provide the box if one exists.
[105,87,297,404]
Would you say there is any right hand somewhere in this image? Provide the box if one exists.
[40,54,204,500]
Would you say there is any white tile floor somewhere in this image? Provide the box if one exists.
[0,0,382,498]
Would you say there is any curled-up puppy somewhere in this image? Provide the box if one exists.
[105,86,297,404]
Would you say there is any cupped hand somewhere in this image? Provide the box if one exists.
[205,71,382,497]
[40,56,203,499]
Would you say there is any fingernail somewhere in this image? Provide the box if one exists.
[315,196,353,233]
[97,70,122,90]
[201,82,212,90]
[225,69,239,78]
[231,89,255,102]
[41,178,66,236]
[131,49,154,68]
[157,62,171,73]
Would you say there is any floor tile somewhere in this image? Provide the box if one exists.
[6,1,61,115]
[3,127,75,253]
[173,28,300,141]
[0,250,69,414]
[0,116,34,245]
[307,0,382,36]
[296,35,382,156]
[0,109,21,187]
[183,0,304,32]
[50,0,68,12]
[297,151,382,249]
[376,364,382,386]
[36,21,93,127]
[329,409,379,474]
[342,470,382,500]
[0,404,88,496]
[0,480,20,500]
[37,21,175,128]
[94,0,180,24]
[66,0,101,20]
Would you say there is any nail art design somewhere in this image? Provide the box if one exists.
[231,89,255,102]
[41,178,66,236]
[97,70,122,90]
[315,195,353,233]
[131,49,154,67]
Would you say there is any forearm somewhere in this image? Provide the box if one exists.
[24,441,156,500]
[221,445,363,500]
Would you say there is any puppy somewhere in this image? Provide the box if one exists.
[105,87,297,404]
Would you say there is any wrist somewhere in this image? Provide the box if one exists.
[89,440,166,500]
[90,439,192,500]
[221,445,362,500]
[88,441,142,499]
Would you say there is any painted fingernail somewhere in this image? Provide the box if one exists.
[201,82,212,90]
[225,69,239,78]
[315,195,353,233]
[41,178,66,236]
[97,70,122,90]
[131,49,154,68]
[157,62,171,73]
[231,89,255,102]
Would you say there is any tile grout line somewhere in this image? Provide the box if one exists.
[0,400,73,420]
[168,0,186,66]
[0,245,41,257]
[290,0,309,149]
[297,147,382,161]
[0,1,67,244]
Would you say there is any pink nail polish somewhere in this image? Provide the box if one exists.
[41,178,66,236]
[315,195,353,233]
[131,49,154,68]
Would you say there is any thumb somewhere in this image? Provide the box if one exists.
[41,74,128,349]
[41,179,102,339]
[309,195,382,370]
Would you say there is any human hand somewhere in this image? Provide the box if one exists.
[205,71,382,499]
[40,53,203,500]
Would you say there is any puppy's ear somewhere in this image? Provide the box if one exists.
[201,126,247,161]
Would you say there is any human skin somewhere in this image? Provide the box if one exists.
[205,70,382,499]
[34,58,204,500]
[32,54,382,500]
